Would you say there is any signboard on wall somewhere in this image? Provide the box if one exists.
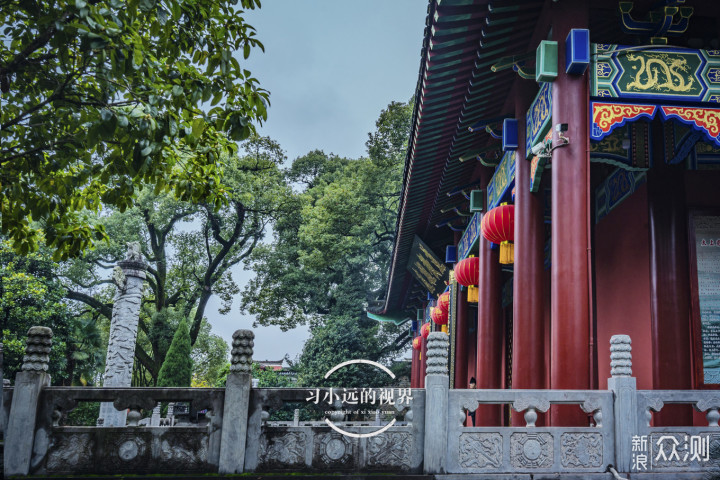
[407,235,450,296]
[692,215,720,384]
[457,213,481,260]
[487,151,516,210]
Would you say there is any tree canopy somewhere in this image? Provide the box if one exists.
[241,101,412,331]
[61,134,290,384]
[240,100,414,387]
[1,240,104,385]
[1,0,268,259]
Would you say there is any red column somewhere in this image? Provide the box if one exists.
[647,152,692,425]
[411,342,418,388]
[420,334,427,388]
[476,225,503,425]
[550,1,591,426]
[454,290,469,389]
[512,85,546,426]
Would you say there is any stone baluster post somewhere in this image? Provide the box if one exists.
[607,334,638,474]
[0,341,5,436]
[98,242,147,427]
[218,329,254,474]
[424,331,449,474]
[5,327,53,477]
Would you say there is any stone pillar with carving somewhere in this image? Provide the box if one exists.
[607,334,638,474]
[219,329,254,474]
[0,340,4,435]
[5,327,53,477]
[98,242,147,427]
[424,331,449,474]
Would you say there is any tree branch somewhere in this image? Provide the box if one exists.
[66,290,113,319]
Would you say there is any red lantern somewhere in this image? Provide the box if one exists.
[455,255,479,303]
[455,256,479,287]
[421,322,431,339]
[437,291,450,313]
[412,337,422,351]
[481,204,515,264]
[431,306,448,325]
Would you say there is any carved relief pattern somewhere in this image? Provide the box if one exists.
[98,247,147,426]
[458,433,502,469]
[156,432,209,471]
[649,432,692,469]
[696,396,720,412]
[259,432,305,467]
[367,432,411,469]
[46,433,94,473]
[316,432,354,468]
[561,433,603,468]
[103,433,151,471]
[510,433,553,469]
[512,396,550,413]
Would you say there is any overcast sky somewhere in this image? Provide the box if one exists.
[204,1,429,364]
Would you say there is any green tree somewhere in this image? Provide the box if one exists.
[0,240,104,385]
[240,100,414,387]
[294,315,409,388]
[157,319,192,387]
[62,135,290,384]
[241,101,413,330]
[191,320,229,387]
[215,361,292,388]
[1,0,269,259]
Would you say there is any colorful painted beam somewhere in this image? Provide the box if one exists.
[591,44,720,103]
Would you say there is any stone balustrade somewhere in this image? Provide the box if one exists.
[4,327,720,478]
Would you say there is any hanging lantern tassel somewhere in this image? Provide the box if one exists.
[481,204,515,265]
[441,324,448,334]
[500,241,514,264]
[467,285,479,303]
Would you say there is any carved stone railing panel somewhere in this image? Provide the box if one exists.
[633,390,720,472]
[244,387,424,473]
[445,389,615,474]
[30,387,224,475]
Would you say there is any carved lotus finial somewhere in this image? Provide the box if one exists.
[231,329,254,372]
[426,331,449,375]
[610,334,632,377]
[21,326,53,372]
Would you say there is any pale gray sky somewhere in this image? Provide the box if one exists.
[205,1,428,363]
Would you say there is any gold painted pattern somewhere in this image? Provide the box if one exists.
[592,103,656,134]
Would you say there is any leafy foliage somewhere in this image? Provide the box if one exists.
[1,0,269,259]
[241,100,414,387]
[61,135,289,384]
[1,240,104,385]
[241,101,412,330]
[214,361,292,388]
[191,320,229,387]
[157,318,192,387]
[294,315,408,388]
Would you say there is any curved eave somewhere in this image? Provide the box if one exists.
[371,0,544,316]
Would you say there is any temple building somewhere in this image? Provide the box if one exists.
[369,0,720,426]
